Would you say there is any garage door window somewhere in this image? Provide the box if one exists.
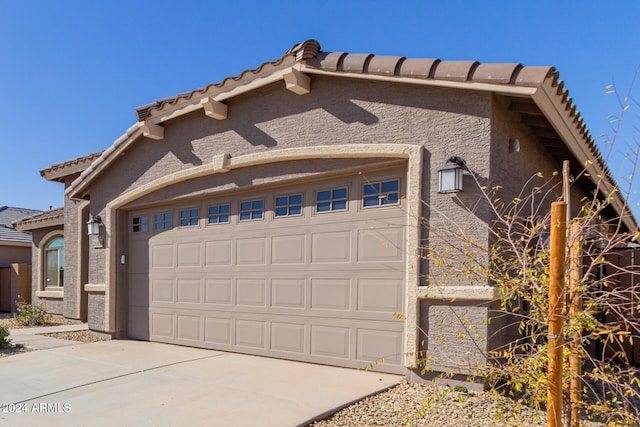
[363,180,399,207]
[275,194,302,217]
[155,212,172,230]
[208,204,230,224]
[132,215,148,232]
[180,209,200,227]
[316,187,348,213]
[240,200,263,221]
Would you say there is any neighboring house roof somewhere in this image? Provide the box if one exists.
[40,151,104,183]
[63,39,637,231]
[12,207,64,232]
[0,206,41,244]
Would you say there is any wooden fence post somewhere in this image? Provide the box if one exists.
[548,202,567,427]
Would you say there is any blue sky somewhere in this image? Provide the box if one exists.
[1,1,639,219]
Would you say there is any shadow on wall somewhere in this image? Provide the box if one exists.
[96,75,486,211]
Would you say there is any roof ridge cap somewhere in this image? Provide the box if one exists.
[286,39,321,61]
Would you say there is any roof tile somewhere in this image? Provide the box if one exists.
[433,60,479,81]
[340,53,374,73]
[397,58,440,79]
[513,66,557,86]
[472,63,523,84]
[366,56,405,76]
[0,226,31,243]
[306,51,347,72]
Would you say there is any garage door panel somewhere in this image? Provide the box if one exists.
[236,278,266,307]
[204,317,233,345]
[270,322,305,354]
[271,235,306,264]
[357,227,404,262]
[151,279,174,303]
[236,237,267,265]
[151,243,174,268]
[357,278,403,313]
[271,278,305,309]
[151,312,174,339]
[311,278,351,311]
[204,240,233,266]
[177,315,202,342]
[177,242,202,267]
[236,319,266,349]
[310,324,350,359]
[311,231,351,263]
[356,328,403,366]
[205,279,233,305]
[177,278,202,304]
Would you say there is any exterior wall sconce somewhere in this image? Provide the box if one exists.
[438,156,465,193]
[87,215,102,236]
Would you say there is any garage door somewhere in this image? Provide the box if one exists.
[127,169,406,374]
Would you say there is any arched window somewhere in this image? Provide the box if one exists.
[45,237,64,287]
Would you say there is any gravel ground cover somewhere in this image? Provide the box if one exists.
[0,313,105,357]
[308,380,607,427]
[41,330,108,343]
[0,313,82,329]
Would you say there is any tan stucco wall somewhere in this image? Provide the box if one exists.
[0,245,32,268]
[62,177,89,320]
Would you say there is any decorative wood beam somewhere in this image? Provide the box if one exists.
[201,97,228,120]
[283,69,311,95]
[139,121,164,140]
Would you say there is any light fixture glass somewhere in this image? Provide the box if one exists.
[509,138,521,153]
[438,156,465,193]
[87,215,102,236]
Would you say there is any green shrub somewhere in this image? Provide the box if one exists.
[0,324,11,349]
[15,299,51,327]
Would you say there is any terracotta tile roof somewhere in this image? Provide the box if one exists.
[0,206,41,243]
[134,40,557,122]
[40,151,104,182]
[135,40,321,122]
[66,40,635,230]
[12,207,63,232]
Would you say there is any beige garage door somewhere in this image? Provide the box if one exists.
[127,169,406,373]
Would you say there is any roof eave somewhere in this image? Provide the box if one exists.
[532,83,638,231]
[14,214,64,232]
[40,152,104,183]
[0,240,31,247]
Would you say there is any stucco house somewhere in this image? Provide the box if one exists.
[14,40,635,383]
[0,206,41,312]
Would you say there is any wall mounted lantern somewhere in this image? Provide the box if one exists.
[87,215,102,236]
[438,156,465,194]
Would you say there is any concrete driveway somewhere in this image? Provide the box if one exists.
[0,339,401,426]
